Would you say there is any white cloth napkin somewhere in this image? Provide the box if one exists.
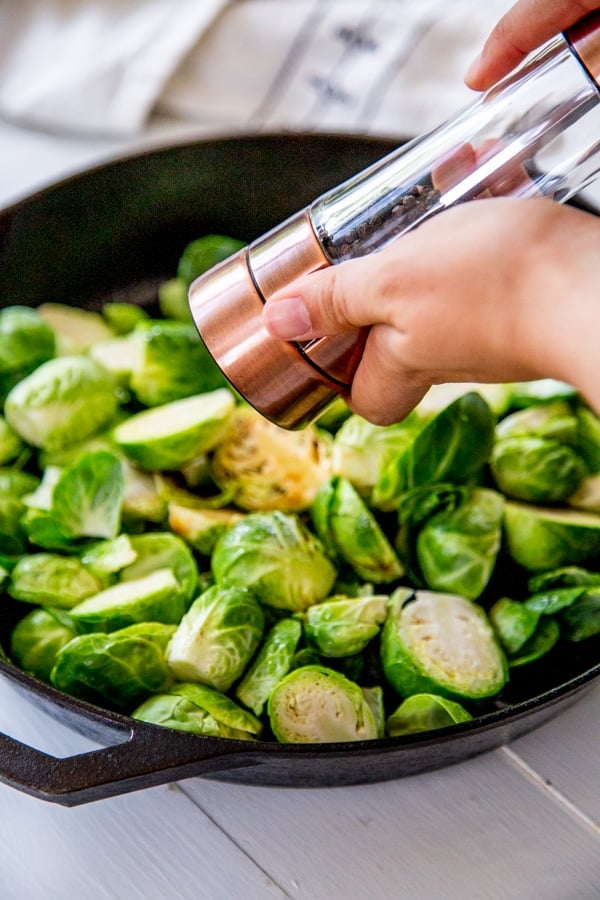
[0,0,515,140]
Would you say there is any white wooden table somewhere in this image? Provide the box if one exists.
[0,117,599,900]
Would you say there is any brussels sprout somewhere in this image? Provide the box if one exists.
[158,278,193,324]
[121,461,167,524]
[8,553,102,608]
[5,355,119,451]
[177,234,246,286]
[168,503,244,555]
[120,532,199,610]
[0,496,26,554]
[211,511,337,612]
[397,486,504,600]
[47,451,124,540]
[495,400,579,443]
[567,473,600,512]
[490,437,586,503]
[234,618,302,715]
[50,622,175,708]
[87,336,137,385]
[167,585,265,692]
[210,407,332,512]
[331,414,417,498]
[488,597,542,655]
[38,303,114,354]
[69,568,183,631]
[373,393,494,511]
[0,417,26,466]
[268,665,379,743]
[0,468,40,498]
[113,389,235,471]
[20,508,75,552]
[386,693,472,737]
[101,302,149,334]
[10,608,78,681]
[132,682,261,739]
[79,534,138,581]
[303,594,388,658]
[311,477,404,584]
[503,502,600,571]
[128,320,227,406]
[0,305,55,399]
[381,589,508,701]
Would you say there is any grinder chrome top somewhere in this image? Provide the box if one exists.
[189,11,600,430]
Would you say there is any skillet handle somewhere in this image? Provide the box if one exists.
[0,719,260,807]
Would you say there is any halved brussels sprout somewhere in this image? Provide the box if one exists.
[495,400,579,443]
[210,406,332,512]
[69,568,183,631]
[113,389,235,471]
[79,535,138,581]
[167,585,265,692]
[381,589,508,701]
[311,477,403,584]
[120,532,199,610]
[50,623,175,708]
[5,355,119,452]
[373,392,494,511]
[128,320,227,406]
[503,502,600,571]
[235,618,302,715]
[168,503,244,555]
[132,682,261,739]
[10,608,78,681]
[38,303,114,354]
[331,414,417,498]
[386,693,472,737]
[8,553,102,608]
[211,511,337,612]
[268,665,379,743]
[303,594,388,658]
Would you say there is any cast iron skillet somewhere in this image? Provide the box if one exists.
[0,134,598,806]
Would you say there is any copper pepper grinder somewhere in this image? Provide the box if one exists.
[189,11,600,429]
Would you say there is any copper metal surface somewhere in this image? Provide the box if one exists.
[188,234,342,429]
[567,10,600,86]
[188,209,367,428]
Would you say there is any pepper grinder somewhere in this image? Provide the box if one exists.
[189,11,600,429]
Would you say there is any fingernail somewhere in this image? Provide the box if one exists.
[464,52,482,84]
[263,296,312,340]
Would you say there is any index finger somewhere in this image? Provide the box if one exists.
[465,0,600,90]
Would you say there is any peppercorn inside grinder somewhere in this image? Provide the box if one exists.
[189,11,600,430]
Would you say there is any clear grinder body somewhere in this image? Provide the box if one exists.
[188,11,600,429]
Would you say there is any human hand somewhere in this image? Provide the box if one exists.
[262,198,600,424]
[465,0,600,90]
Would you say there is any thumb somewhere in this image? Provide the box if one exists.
[262,256,382,341]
